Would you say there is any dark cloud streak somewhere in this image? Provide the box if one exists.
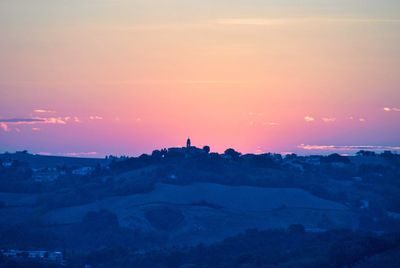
[0,118,45,123]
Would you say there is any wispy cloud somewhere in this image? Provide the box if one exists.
[265,122,279,126]
[0,118,45,124]
[180,80,241,85]
[0,117,67,132]
[216,18,285,26]
[36,152,99,157]
[216,17,400,26]
[99,79,242,85]
[347,116,367,122]
[64,116,81,123]
[322,117,336,123]
[0,117,68,125]
[0,123,10,132]
[32,127,40,131]
[89,116,103,120]
[0,114,83,132]
[104,16,400,33]
[298,144,400,152]
[304,116,315,123]
[37,152,53,156]
[33,109,56,114]
[383,107,400,112]
[44,117,67,124]
[64,152,98,157]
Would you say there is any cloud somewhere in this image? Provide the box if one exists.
[359,118,366,122]
[255,147,265,154]
[304,116,315,122]
[63,116,81,123]
[0,117,66,125]
[0,118,45,124]
[64,152,98,157]
[0,115,82,132]
[322,117,336,123]
[36,152,98,157]
[105,16,400,33]
[34,109,56,114]
[216,18,286,26]
[248,112,264,117]
[43,117,67,124]
[89,116,103,120]
[100,79,242,85]
[37,152,53,156]
[181,80,241,85]
[298,144,400,152]
[215,17,400,26]
[262,122,279,126]
[383,107,400,112]
[0,123,10,132]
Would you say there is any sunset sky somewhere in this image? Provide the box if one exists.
[1,0,400,157]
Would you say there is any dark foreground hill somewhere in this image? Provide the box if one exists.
[0,148,400,267]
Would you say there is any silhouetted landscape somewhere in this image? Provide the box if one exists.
[2,0,400,267]
[1,144,400,267]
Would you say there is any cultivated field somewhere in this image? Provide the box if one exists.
[41,183,356,245]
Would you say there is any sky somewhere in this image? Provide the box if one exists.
[0,0,400,157]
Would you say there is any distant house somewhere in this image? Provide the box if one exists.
[1,160,14,168]
[72,166,94,176]
[1,249,64,264]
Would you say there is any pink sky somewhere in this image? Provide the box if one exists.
[1,1,400,157]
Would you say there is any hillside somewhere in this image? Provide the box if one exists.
[0,152,107,169]
[43,182,354,245]
[0,148,399,266]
